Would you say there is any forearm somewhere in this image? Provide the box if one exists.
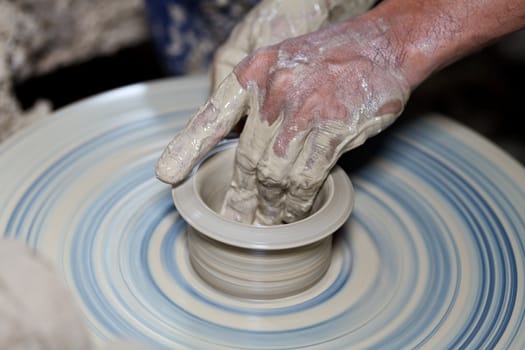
[368,0,525,88]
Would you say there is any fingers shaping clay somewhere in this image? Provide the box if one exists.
[171,141,354,299]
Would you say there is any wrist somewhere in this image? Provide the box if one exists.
[370,1,465,88]
[326,12,411,88]
[369,0,525,89]
[354,3,450,89]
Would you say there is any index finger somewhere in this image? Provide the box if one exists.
[156,74,248,184]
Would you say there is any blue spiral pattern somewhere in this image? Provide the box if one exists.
[1,76,524,349]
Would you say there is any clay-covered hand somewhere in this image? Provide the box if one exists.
[156,16,411,225]
[212,0,376,90]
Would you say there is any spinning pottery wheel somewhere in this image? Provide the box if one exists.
[1,76,524,349]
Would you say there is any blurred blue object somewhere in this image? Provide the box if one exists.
[144,0,259,75]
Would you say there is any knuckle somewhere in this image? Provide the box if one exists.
[375,99,403,117]
[256,161,285,185]
[235,148,258,172]
[283,195,315,223]
[234,46,277,83]
[289,174,325,196]
[257,182,284,202]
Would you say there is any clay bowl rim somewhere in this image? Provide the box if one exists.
[172,140,354,250]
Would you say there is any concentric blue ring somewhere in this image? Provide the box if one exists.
[1,76,524,349]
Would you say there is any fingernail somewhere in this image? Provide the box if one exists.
[155,137,192,184]
[155,155,183,184]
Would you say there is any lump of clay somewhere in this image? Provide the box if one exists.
[0,239,91,350]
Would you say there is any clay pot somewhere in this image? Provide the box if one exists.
[172,141,354,299]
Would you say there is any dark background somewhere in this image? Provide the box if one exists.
[13,32,525,165]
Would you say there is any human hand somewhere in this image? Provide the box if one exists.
[156,14,411,225]
[212,0,375,90]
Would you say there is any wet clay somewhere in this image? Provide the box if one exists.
[156,75,248,185]
[157,4,410,226]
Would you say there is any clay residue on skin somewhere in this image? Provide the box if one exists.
[212,0,376,89]
[213,0,331,90]
[156,75,248,184]
[218,16,410,226]
[158,1,408,226]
